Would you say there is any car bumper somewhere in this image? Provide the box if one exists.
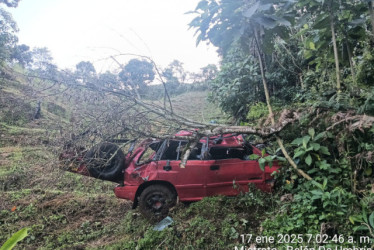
[113,185,138,201]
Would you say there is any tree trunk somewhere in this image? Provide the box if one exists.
[253,27,312,181]
[329,5,341,92]
[346,41,356,85]
[299,73,304,90]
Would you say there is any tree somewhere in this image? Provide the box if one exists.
[98,71,120,89]
[167,60,186,84]
[10,44,33,67]
[30,47,53,70]
[119,59,155,99]
[0,0,20,8]
[200,64,217,82]
[76,61,96,76]
[189,0,312,180]
[0,8,18,62]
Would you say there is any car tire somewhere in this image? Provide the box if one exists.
[84,142,125,182]
[138,185,176,222]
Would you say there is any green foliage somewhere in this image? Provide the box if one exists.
[246,102,268,120]
[349,209,374,239]
[0,227,29,250]
[357,46,374,87]
[0,7,18,62]
[250,148,285,171]
[119,59,155,90]
[261,128,364,246]
[75,61,96,76]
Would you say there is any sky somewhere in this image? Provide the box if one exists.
[7,0,220,74]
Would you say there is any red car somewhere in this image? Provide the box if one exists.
[60,131,280,220]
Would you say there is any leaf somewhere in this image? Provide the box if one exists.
[0,228,29,250]
[319,146,330,155]
[311,190,323,196]
[323,178,327,189]
[249,154,260,160]
[303,135,311,148]
[353,225,370,232]
[264,155,273,161]
[310,143,320,151]
[305,154,312,166]
[369,212,374,228]
[309,42,316,50]
[258,158,266,171]
[261,148,266,157]
[349,217,354,224]
[311,180,323,189]
[314,15,329,30]
[195,0,208,11]
[314,132,325,141]
[253,16,278,29]
[293,150,305,158]
[276,156,286,162]
[363,209,368,223]
[270,15,291,27]
[242,2,260,18]
[308,128,315,138]
[291,137,303,145]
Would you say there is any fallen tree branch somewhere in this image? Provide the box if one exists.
[327,113,374,132]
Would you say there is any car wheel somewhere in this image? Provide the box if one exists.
[84,142,125,182]
[138,185,176,221]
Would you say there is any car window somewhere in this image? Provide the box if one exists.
[137,142,161,165]
[209,145,253,160]
[160,140,202,160]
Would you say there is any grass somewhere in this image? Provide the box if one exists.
[171,91,228,123]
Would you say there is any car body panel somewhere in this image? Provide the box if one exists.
[61,132,280,205]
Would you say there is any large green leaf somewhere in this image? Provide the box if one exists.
[291,137,303,145]
[293,149,305,158]
[253,16,278,29]
[305,154,312,166]
[249,154,260,160]
[310,142,320,151]
[303,135,311,148]
[0,228,29,250]
[369,212,374,228]
[258,157,266,171]
[242,1,260,18]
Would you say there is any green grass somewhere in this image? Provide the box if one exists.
[171,91,228,123]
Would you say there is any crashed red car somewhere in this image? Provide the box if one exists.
[60,131,280,220]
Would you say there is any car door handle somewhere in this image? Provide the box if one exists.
[163,165,172,171]
[163,160,171,171]
[210,165,220,170]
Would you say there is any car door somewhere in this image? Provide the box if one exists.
[156,140,208,201]
[205,146,264,196]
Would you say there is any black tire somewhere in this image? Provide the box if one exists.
[84,142,125,182]
[138,185,176,222]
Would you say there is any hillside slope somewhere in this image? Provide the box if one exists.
[1,70,252,250]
